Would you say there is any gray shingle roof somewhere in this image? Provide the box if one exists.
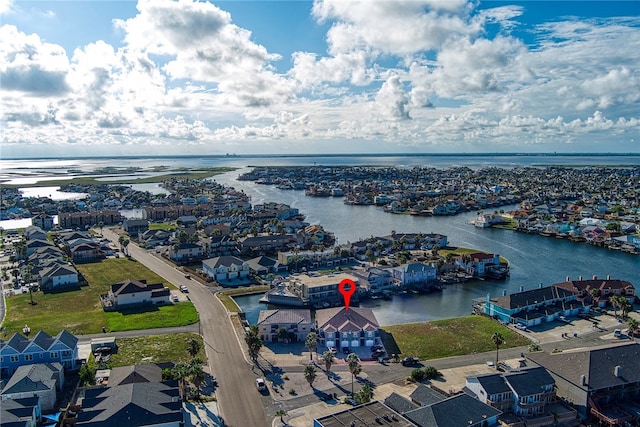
[528,342,640,392]
[492,286,575,310]
[384,392,419,414]
[404,393,502,427]
[504,367,554,396]
[203,255,245,268]
[257,309,312,326]
[108,364,163,386]
[475,373,511,395]
[0,396,39,426]
[409,385,446,406]
[76,381,182,426]
[1,363,62,394]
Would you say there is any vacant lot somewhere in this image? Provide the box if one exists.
[108,334,206,367]
[380,315,531,360]
[3,258,198,336]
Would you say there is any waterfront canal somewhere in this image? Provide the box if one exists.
[215,168,640,326]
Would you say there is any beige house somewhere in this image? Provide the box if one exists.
[257,309,312,343]
[102,279,170,310]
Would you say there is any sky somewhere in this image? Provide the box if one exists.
[1,0,639,158]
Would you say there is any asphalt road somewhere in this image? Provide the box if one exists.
[102,229,268,427]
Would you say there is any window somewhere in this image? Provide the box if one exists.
[10,355,19,362]
[50,352,58,359]
[24,354,33,361]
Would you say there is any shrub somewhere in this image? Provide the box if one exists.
[410,368,426,382]
[288,388,296,395]
[423,366,441,379]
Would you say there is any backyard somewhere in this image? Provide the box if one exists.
[2,258,198,336]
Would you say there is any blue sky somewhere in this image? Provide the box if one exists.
[1,0,638,157]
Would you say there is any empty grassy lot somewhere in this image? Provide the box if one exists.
[2,258,198,336]
[380,315,531,360]
[108,334,206,367]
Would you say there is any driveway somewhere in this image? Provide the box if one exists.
[102,228,268,427]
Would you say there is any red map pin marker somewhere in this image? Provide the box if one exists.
[339,279,356,312]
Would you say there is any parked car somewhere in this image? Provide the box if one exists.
[614,329,622,337]
[255,378,267,392]
[371,349,386,358]
[401,357,420,366]
[171,294,179,302]
[559,315,570,323]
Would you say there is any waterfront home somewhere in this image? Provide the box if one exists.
[122,218,149,236]
[169,242,204,263]
[314,401,412,427]
[483,284,587,327]
[458,252,507,278]
[70,381,183,426]
[391,262,437,286]
[315,307,379,349]
[305,273,360,307]
[202,235,238,257]
[277,247,345,269]
[200,213,247,226]
[0,330,79,378]
[350,266,394,295]
[527,342,640,424]
[238,234,301,256]
[0,363,63,412]
[31,213,54,230]
[554,276,636,307]
[0,396,42,426]
[58,209,123,229]
[465,367,574,423]
[257,309,312,343]
[245,256,286,276]
[202,256,249,282]
[101,279,170,311]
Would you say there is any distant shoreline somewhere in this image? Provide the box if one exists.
[3,152,640,161]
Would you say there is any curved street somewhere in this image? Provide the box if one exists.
[102,228,268,427]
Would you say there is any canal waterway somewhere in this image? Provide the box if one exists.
[214,168,640,326]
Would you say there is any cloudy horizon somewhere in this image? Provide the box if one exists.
[1,0,639,158]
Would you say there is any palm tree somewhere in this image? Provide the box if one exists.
[122,238,130,256]
[347,353,362,396]
[188,357,206,399]
[275,409,288,424]
[610,295,624,319]
[322,350,335,377]
[98,221,104,236]
[244,325,263,362]
[277,327,288,343]
[305,332,318,361]
[304,365,317,388]
[118,235,126,253]
[628,318,639,337]
[187,338,201,358]
[589,288,600,305]
[619,298,633,319]
[492,332,505,365]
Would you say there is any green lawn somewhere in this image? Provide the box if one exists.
[380,315,531,360]
[2,258,198,336]
[149,223,178,231]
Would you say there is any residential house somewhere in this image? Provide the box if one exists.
[31,214,54,230]
[460,252,502,277]
[0,330,79,378]
[138,229,171,248]
[239,234,300,256]
[202,235,238,257]
[350,266,394,295]
[554,276,636,307]
[39,263,79,291]
[286,273,361,307]
[0,396,41,427]
[71,381,183,426]
[0,363,64,411]
[25,239,54,257]
[122,219,149,236]
[202,256,249,282]
[107,364,163,386]
[70,242,103,263]
[169,242,204,263]
[391,263,437,286]
[315,307,379,349]
[58,210,123,229]
[483,284,588,327]
[313,401,412,427]
[257,309,312,343]
[466,367,565,421]
[403,393,502,427]
[102,279,170,311]
[23,226,47,242]
[244,256,286,276]
[528,342,640,425]
[176,215,197,227]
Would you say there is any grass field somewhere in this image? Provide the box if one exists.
[380,315,531,360]
[2,258,198,336]
[108,334,206,367]
[149,223,179,231]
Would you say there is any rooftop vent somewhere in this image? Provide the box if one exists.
[615,366,622,377]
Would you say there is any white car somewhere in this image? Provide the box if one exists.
[515,323,527,330]
[171,294,179,302]
[179,285,189,293]
[255,378,266,392]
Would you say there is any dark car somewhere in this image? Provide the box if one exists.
[371,349,386,358]
[401,357,420,366]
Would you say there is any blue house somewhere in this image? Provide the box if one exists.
[0,330,79,378]
[483,285,588,327]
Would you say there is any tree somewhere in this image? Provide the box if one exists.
[610,295,624,319]
[122,238,130,256]
[628,318,639,337]
[365,249,376,265]
[98,221,104,236]
[305,332,318,361]
[589,288,600,304]
[187,338,201,358]
[354,384,373,404]
[278,327,289,343]
[304,365,317,388]
[492,332,505,365]
[118,235,126,253]
[79,363,95,386]
[188,357,206,398]
[347,353,362,396]
[322,350,335,377]
[619,298,633,319]
[275,409,288,424]
[244,325,263,362]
